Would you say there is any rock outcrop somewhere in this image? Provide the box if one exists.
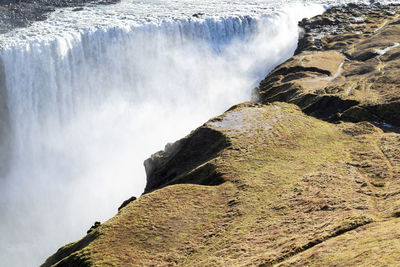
[42,4,400,266]
[256,4,400,132]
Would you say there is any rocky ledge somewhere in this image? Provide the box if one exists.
[43,4,400,267]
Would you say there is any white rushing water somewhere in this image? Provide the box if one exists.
[0,0,394,266]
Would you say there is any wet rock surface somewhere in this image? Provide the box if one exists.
[0,0,119,34]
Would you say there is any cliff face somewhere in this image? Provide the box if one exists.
[43,4,400,266]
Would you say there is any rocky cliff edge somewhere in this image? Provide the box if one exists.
[43,4,400,266]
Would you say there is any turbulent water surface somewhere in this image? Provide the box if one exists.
[0,0,396,265]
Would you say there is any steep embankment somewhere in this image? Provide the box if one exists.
[43,4,400,266]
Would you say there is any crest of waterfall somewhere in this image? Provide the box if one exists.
[0,2,328,266]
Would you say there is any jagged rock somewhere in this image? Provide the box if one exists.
[144,127,229,193]
[86,221,101,234]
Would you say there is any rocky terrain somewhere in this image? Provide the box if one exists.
[0,0,118,34]
[256,3,400,131]
[42,3,400,266]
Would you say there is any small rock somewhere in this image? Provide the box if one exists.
[320,205,329,211]
[118,196,137,211]
[192,12,204,18]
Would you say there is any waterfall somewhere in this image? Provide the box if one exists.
[0,3,324,266]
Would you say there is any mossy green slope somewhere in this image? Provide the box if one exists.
[43,102,400,266]
[277,218,400,266]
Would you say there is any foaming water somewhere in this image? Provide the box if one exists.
[0,0,389,265]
